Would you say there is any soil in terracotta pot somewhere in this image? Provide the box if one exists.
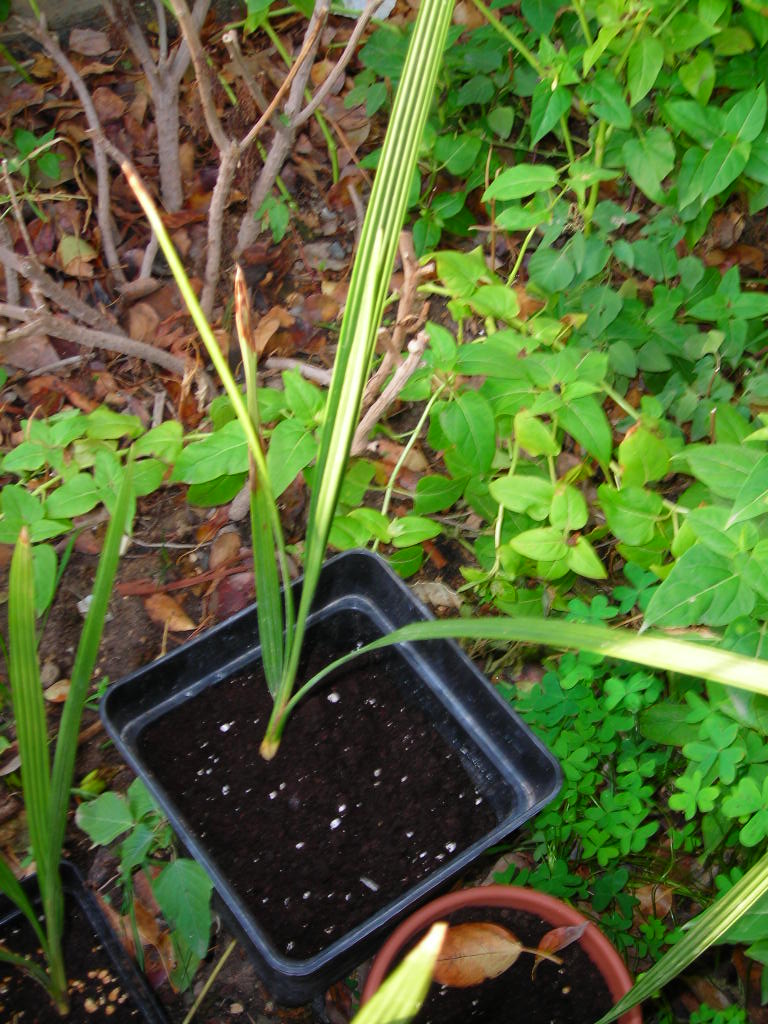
[0,895,152,1021]
[408,907,615,1024]
[136,609,499,959]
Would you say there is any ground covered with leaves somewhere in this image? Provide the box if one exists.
[3,0,768,1021]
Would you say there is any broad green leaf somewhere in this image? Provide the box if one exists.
[439,391,496,474]
[131,421,183,461]
[434,133,483,175]
[723,86,767,142]
[414,475,464,514]
[348,508,392,543]
[509,526,568,562]
[583,24,622,76]
[745,139,768,185]
[698,137,751,203]
[527,244,576,293]
[666,12,719,52]
[2,441,50,474]
[520,0,559,35]
[727,454,768,526]
[530,82,571,145]
[328,515,376,550]
[514,410,560,456]
[187,474,247,507]
[266,419,316,498]
[679,50,716,103]
[482,163,559,202]
[664,99,722,146]
[713,26,754,55]
[566,537,607,579]
[619,426,670,486]
[597,485,663,546]
[152,860,212,959]
[557,396,612,465]
[674,444,761,498]
[495,197,553,231]
[132,458,166,497]
[45,473,101,519]
[282,370,324,423]
[627,35,664,105]
[644,545,755,627]
[171,421,248,484]
[75,791,133,845]
[470,285,520,322]
[455,74,494,108]
[486,106,515,140]
[622,128,675,203]
[85,407,143,441]
[549,484,587,532]
[389,515,441,547]
[490,474,553,520]
[581,72,632,128]
[120,824,155,872]
[434,247,493,297]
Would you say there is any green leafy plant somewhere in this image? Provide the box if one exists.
[76,779,212,991]
[0,459,133,1014]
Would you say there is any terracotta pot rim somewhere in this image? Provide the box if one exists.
[361,884,642,1024]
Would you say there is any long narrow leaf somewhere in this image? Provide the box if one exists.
[0,857,47,953]
[235,264,285,693]
[264,0,455,752]
[8,529,52,896]
[352,923,447,1024]
[283,616,768,716]
[48,456,134,865]
[594,851,768,1023]
[0,943,55,993]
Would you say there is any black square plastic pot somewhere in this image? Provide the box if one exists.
[101,550,560,1005]
[0,862,166,1022]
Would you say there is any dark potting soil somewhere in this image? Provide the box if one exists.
[411,907,615,1024]
[0,894,150,1021]
[137,610,498,959]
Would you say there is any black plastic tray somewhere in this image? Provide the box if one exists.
[101,549,560,1004]
[0,862,166,1022]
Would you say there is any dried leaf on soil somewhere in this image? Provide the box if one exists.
[68,28,111,56]
[43,679,71,703]
[144,594,196,632]
[209,530,242,570]
[433,922,524,987]
[531,921,585,977]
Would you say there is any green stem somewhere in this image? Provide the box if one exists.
[602,380,640,421]
[375,382,447,545]
[560,115,576,166]
[583,120,607,231]
[469,0,544,76]
[571,0,593,46]
[506,225,538,286]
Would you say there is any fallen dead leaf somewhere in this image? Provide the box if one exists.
[433,922,524,988]
[69,27,111,56]
[531,922,586,977]
[128,301,161,342]
[411,580,462,611]
[253,306,295,357]
[144,594,196,632]
[209,530,242,571]
[635,883,674,920]
[92,86,126,123]
[43,679,71,703]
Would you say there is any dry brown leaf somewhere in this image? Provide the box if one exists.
[635,883,674,920]
[531,922,585,977]
[144,594,196,632]
[209,530,242,571]
[433,922,523,988]
[69,28,110,56]
[252,306,295,356]
[44,679,71,703]
[453,1,485,28]
[128,301,161,342]
[92,86,126,123]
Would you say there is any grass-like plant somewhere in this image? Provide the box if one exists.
[0,461,133,1015]
[112,0,768,1012]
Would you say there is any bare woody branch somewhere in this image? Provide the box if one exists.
[16,14,127,285]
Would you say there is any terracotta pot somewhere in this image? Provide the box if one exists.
[361,884,642,1024]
